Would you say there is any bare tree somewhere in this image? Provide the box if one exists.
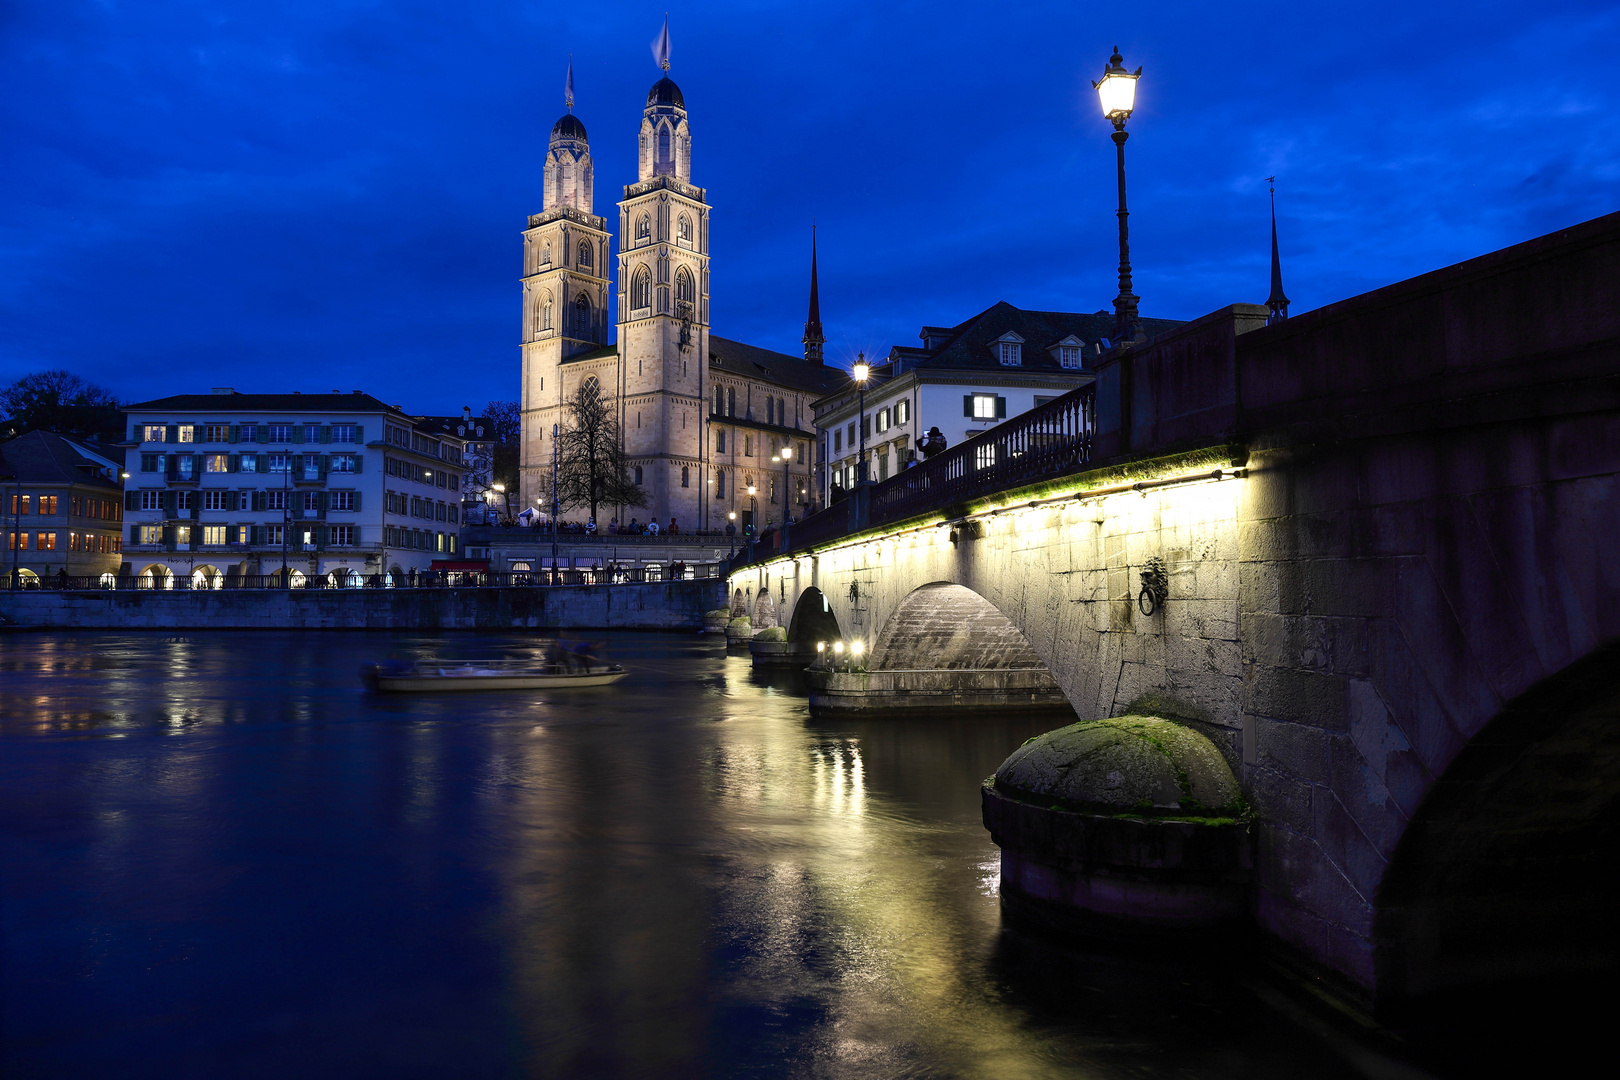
[0,370,122,439]
[485,399,520,520]
[555,379,645,525]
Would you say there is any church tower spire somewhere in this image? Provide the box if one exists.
[803,226,825,362]
[1266,177,1290,324]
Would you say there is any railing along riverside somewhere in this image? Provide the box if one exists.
[737,383,1096,568]
[463,527,738,545]
[7,565,725,593]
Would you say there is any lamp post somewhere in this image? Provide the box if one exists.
[727,510,736,556]
[852,354,870,482]
[1094,46,1142,345]
[746,483,757,561]
[772,445,793,551]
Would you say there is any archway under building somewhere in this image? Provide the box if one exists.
[190,565,223,590]
[1372,641,1620,1071]
[138,564,174,590]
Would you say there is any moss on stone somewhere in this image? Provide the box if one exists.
[753,626,787,641]
[993,714,1244,819]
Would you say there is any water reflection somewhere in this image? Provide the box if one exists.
[1,631,1359,1079]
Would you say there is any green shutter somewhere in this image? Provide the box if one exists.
[251,525,265,545]
[166,424,179,444]
[318,455,329,476]
[353,424,364,443]
[996,396,1007,418]
[352,454,363,474]
[351,491,362,512]
[124,491,139,511]
[189,498,200,521]
[256,425,269,444]
[228,454,240,473]
[257,454,268,473]
[228,425,240,444]
[320,425,332,444]
[252,491,264,512]
[292,426,305,444]
[963,395,973,417]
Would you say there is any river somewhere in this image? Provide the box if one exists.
[1,631,1366,1079]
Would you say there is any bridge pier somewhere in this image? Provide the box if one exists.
[805,666,1072,717]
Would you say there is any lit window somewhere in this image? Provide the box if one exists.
[177,424,195,443]
[175,525,192,545]
[971,394,999,419]
[142,424,165,443]
[205,454,229,473]
[139,525,161,544]
[203,526,227,546]
[204,424,229,442]
[876,408,891,433]
[895,399,910,424]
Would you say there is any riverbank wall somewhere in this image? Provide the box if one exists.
[0,581,727,631]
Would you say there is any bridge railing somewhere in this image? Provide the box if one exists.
[737,382,1096,569]
[7,566,724,592]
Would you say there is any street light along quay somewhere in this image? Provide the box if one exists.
[1094,46,1142,345]
[852,355,870,482]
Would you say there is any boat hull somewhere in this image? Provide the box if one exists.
[372,669,629,692]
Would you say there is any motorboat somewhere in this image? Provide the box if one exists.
[360,657,628,692]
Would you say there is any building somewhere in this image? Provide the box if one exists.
[1,430,126,586]
[518,63,843,534]
[813,303,1184,497]
[119,390,474,587]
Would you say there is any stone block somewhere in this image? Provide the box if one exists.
[1239,561,1281,615]
[1243,665,1348,730]
[1311,786,1389,902]
[1298,558,1394,618]
[1325,732,1411,859]
[1253,717,1329,783]
[1244,766,1315,833]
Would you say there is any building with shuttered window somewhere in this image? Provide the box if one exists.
[1,429,126,586]
[119,390,473,587]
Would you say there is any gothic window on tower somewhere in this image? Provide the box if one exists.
[631,267,652,316]
[681,466,690,488]
[727,388,736,417]
[674,268,694,321]
[578,241,592,271]
[636,213,651,243]
[713,386,723,415]
[677,214,692,248]
[538,293,554,334]
[766,398,774,425]
[571,293,593,340]
[542,240,552,266]
[657,124,673,175]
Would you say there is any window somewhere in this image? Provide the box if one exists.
[766,398,774,425]
[716,470,726,499]
[269,425,292,443]
[631,267,652,313]
[268,453,291,473]
[769,479,777,503]
[331,491,355,511]
[139,490,162,511]
[876,408,891,433]
[205,454,229,473]
[330,525,354,546]
[203,526,227,546]
[846,422,855,445]
[174,456,196,480]
[240,456,258,473]
[677,214,692,245]
[40,495,58,515]
[577,241,592,270]
[681,466,689,488]
[895,399,910,424]
[302,492,321,512]
[1059,345,1083,369]
[538,292,554,334]
[713,385,723,414]
[301,454,321,480]
[9,495,25,514]
[177,424,195,443]
[204,424,229,443]
[331,425,357,443]
[266,491,287,511]
[175,525,192,545]
[970,394,1001,420]
[833,429,842,453]
[8,531,26,550]
[571,292,593,338]
[265,524,284,545]
[994,334,1024,366]
[139,525,161,544]
[633,465,644,485]
[744,435,752,457]
[239,425,258,443]
[716,429,726,453]
[176,492,194,510]
[68,532,79,551]
[330,454,356,473]
[304,425,321,443]
[636,213,651,241]
[141,453,162,472]
[542,240,552,265]
[674,267,694,309]
[1033,395,1056,408]
[727,388,736,417]
[142,424,165,443]
[36,531,56,550]
[202,491,229,511]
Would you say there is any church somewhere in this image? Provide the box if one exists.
[518,59,843,533]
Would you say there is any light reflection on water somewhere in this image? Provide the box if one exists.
[0,632,1357,1079]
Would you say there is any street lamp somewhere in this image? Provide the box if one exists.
[1094,46,1142,345]
[851,354,870,483]
[746,483,758,562]
[727,510,736,556]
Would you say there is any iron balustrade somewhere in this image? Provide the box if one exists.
[740,383,1096,566]
[12,565,725,592]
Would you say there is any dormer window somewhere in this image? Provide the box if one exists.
[994,332,1025,366]
[1060,346,1082,368]
[1051,334,1086,369]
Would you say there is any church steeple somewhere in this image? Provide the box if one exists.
[803,227,825,362]
[1266,177,1289,324]
[544,65,593,213]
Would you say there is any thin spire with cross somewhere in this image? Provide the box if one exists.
[803,224,825,362]
[565,56,574,112]
[1266,176,1290,324]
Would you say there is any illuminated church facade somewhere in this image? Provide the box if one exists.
[518,69,841,532]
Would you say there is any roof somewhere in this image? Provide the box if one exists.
[416,415,493,442]
[877,301,1185,378]
[709,336,846,396]
[124,391,402,414]
[647,76,684,109]
[551,113,588,141]
[0,430,122,489]
[559,343,619,366]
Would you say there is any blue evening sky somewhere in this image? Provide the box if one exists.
[2,1,1617,414]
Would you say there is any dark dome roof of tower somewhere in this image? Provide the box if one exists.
[551,113,588,140]
[647,76,684,108]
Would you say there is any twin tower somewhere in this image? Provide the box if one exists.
[518,69,712,520]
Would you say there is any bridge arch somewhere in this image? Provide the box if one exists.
[786,586,842,647]
[871,582,1056,675]
[1373,641,1620,1033]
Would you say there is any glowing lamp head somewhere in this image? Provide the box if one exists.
[1094,47,1140,122]
[851,640,864,657]
[781,446,791,460]
[492,483,505,492]
[728,511,736,521]
[833,641,844,655]
[852,354,870,384]
[816,641,825,653]
[747,484,756,496]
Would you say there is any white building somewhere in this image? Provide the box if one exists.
[120,390,474,588]
[812,302,1183,497]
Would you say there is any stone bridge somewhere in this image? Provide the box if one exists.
[729,211,1620,1017]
